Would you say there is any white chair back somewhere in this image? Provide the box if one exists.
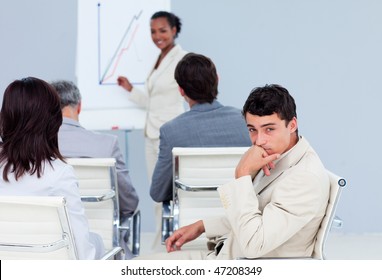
[172,147,249,249]
[312,170,346,259]
[67,158,119,251]
[0,196,78,260]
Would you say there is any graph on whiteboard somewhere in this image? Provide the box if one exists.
[76,0,170,111]
[99,9,146,85]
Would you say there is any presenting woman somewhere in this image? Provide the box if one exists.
[118,11,187,181]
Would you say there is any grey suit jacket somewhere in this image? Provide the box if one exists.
[58,118,139,218]
[150,100,252,202]
[203,136,330,259]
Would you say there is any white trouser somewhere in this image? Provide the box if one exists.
[144,137,159,182]
[145,137,165,252]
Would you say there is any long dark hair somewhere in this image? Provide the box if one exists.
[0,77,64,181]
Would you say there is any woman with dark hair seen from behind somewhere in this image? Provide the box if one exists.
[0,77,105,259]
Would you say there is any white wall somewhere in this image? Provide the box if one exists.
[1,0,381,234]
[0,0,77,95]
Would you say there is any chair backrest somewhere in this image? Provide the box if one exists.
[67,158,119,251]
[0,196,78,260]
[171,147,249,249]
[312,170,346,259]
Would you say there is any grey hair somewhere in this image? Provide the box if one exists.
[50,80,81,109]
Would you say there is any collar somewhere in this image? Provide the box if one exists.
[255,136,310,194]
[167,44,182,57]
[190,100,223,112]
[62,117,82,128]
[157,44,183,67]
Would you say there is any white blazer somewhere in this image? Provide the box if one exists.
[128,44,187,139]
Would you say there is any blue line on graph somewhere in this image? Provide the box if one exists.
[97,3,101,85]
[101,82,145,86]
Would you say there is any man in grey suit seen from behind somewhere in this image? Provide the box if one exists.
[150,53,251,203]
[51,80,139,259]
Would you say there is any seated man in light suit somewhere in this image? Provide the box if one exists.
[51,80,139,259]
[138,84,330,260]
[150,53,251,203]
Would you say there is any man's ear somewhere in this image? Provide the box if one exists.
[77,101,82,114]
[289,117,298,133]
[179,86,186,97]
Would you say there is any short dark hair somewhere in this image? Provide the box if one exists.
[243,84,297,129]
[151,11,182,38]
[51,80,81,109]
[174,53,218,104]
[0,77,64,181]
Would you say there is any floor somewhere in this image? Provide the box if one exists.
[138,232,382,260]
[325,233,382,260]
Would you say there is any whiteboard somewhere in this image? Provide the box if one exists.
[76,0,170,130]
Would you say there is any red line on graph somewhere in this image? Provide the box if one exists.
[102,24,140,83]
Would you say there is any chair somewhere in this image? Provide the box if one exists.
[161,147,249,248]
[67,158,140,257]
[0,196,78,260]
[312,170,346,259]
[0,196,122,260]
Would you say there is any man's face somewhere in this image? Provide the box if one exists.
[245,112,297,155]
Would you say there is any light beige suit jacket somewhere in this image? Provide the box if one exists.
[128,44,187,139]
[203,136,330,259]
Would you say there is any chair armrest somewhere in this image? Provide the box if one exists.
[174,179,220,192]
[101,246,123,260]
[0,238,68,253]
[161,201,173,244]
[332,215,343,228]
[119,209,141,257]
[118,209,140,231]
[237,256,316,260]
[81,190,115,202]
[131,209,141,256]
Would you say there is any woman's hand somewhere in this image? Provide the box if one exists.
[117,76,133,92]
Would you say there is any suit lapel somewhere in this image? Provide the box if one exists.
[148,45,180,88]
[255,162,286,195]
[255,136,309,195]
[158,46,178,71]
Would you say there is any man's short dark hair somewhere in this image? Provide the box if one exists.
[243,84,297,125]
[174,53,218,104]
